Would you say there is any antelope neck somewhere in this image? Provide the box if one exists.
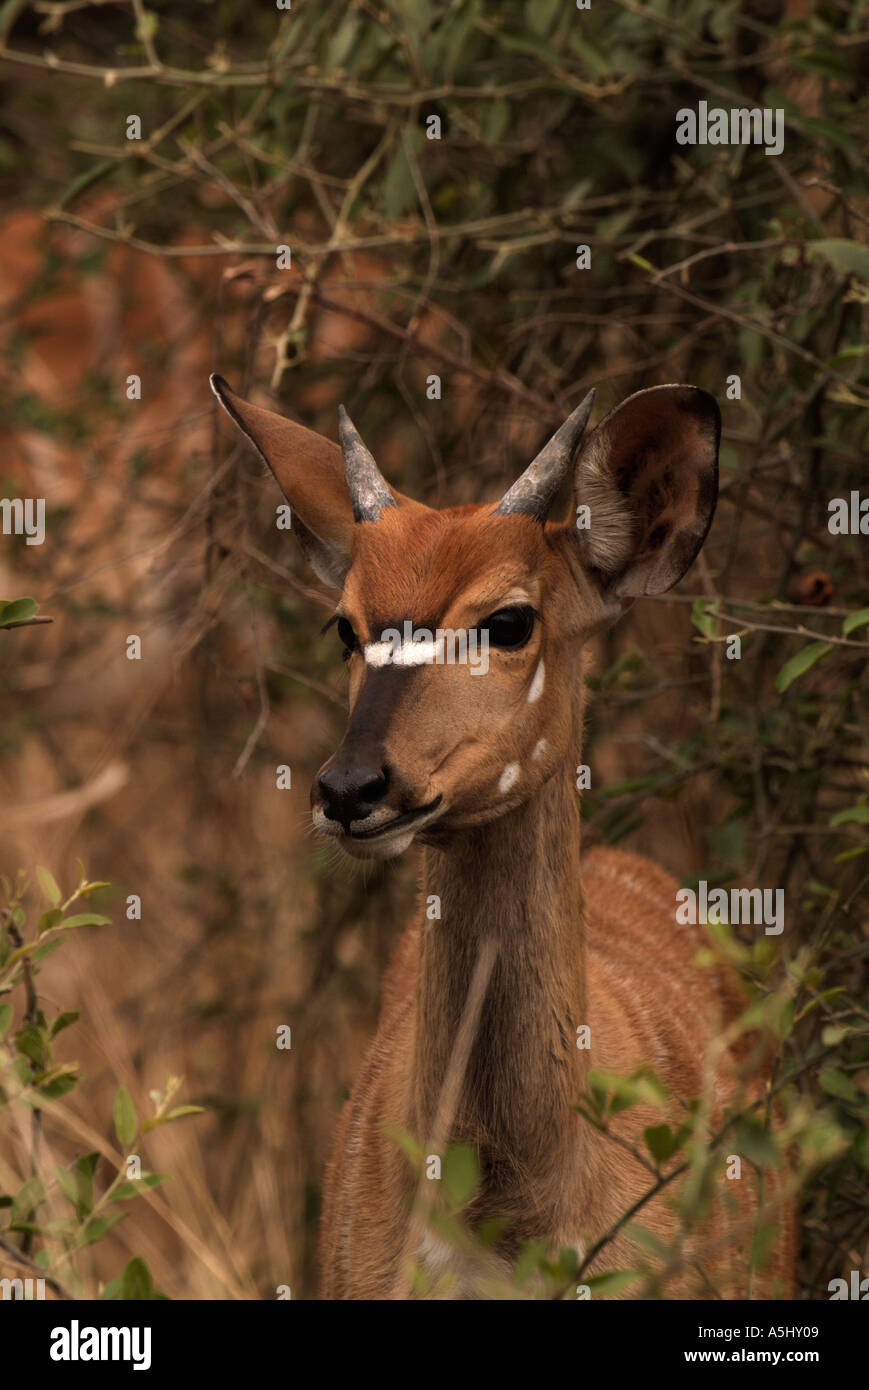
[413,763,588,1177]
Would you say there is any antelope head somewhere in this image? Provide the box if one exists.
[211,377,719,859]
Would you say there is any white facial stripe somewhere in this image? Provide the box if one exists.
[527,659,545,703]
[498,762,520,794]
[364,638,443,667]
[364,641,394,668]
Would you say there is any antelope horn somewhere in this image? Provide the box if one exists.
[495,389,595,520]
[337,405,397,523]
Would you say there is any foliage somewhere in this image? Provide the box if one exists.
[0,866,202,1298]
[0,0,866,1297]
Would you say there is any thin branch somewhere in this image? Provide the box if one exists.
[0,1233,73,1300]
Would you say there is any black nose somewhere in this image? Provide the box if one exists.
[317,760,390,831]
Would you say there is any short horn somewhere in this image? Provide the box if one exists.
[337,405,397,523]
[495,389,595,520]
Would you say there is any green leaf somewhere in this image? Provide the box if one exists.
[514,1237,549,1283]
[489,26,560,63]
[30,938,64,963]
[808,238,869,280]
[750,1219,779,1269]
[68,1153,99,1216]
[54,1164,79,1208]
[59,913,111,929]
[36,866,61,906]
[142,1105,204,1133]
[325,13,358,68]
[527,0,560,36]
[691,598,718,639]
[37,908,63,934]
[82,1212,125,1245]
[55,157,118,213]
[0,1002,12,1038]
[608,1082,642,1115]
[790,49,852,80]
[819,1068,860,1104]
[113,1086,137,1148]
[644,1124,676,1163]
[830,805,869,826]
[842,607,869,637]
[480,99,510,145]
[0,597,39,627]
[775,997,796,1041]
[802,116,860,163]
[55,1158,93,1218]
[50,1009,79,1037]
[11,1174,45,1221]
[121,1256,153,1299]
[36,1065,79,1100]
[732,1118,781,1168]
[775,641,832,693]
[112,1172,168,1201]
[834,847,867,864]
[590,1066,669,1116]
[382,139,417,220]
[15,1022,48,1068]
[164,1104,204,1121]
[442,1142,479,1207]
[100,1262,165,1301]
[111,1182,141,1201]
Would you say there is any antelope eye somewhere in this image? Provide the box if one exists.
[337,617,358,655]
[482,605,536,650]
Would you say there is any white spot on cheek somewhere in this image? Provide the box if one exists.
[498,762,520,794]
[532,739,547,762]
[527,659,545,703]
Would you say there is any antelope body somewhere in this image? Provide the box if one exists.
[211,374,795,1300]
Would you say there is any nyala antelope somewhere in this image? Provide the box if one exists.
[211,374,795,1300]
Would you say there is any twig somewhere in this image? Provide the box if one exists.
[390,937,498,1300]
[0,1233,73,1300]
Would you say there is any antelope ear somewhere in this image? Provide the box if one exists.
[574,384,719,598]
[210,375,354,589]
